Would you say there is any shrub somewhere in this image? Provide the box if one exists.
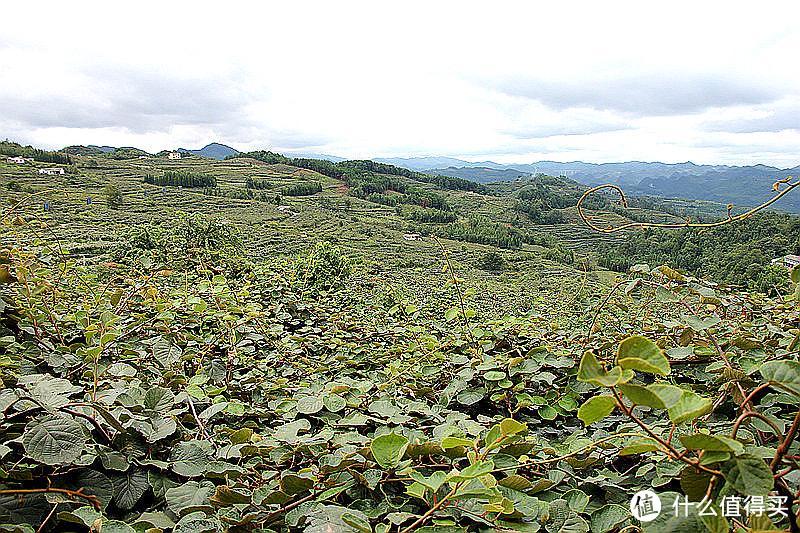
[283,181,322,196]
[104,183,123,207]
[114,212,245,273]
[479,251,506,272]
[294,241,351,294]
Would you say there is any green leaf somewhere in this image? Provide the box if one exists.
[647,383,684,408]
[448,460,494,482]
[405,482,427,499]
[617,383,666,409]
[280,473,315,495]
[483,370,506,381]
[616,336,670,376]
[499,418,527,436]
[760,360,800,397]
[679,466,714,501]
[273,419,310,443]
[590,504,629,533]
[562,489,589,513]
[57,506,102,527]
[76,469,113,510]
[170,441,212,477]
[111,470,150,510]
[723,454,774,496]
[370,433,409,469]
[323,393,347,412]
[618,438,660,456]
[667,390,712,424]
[679,434,744,455]
[577,351,633,387]
[152,337,182,366]
[22,415,87,465]
[102,521,136,533]
[498,475,532,492]
[133,511,175,530]
[681,314,721,332]
[441,436,473,449]
[538,405,557,420]
[409,470,447,492]
[456,388,484,405]
[698,504,729,533]
[577,396,616,425]
[165,481,215,515]
[144,386,175,411]
[341,511,372,533]
[296,395,324,415]
[791,265,800,284]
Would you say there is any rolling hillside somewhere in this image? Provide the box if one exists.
[3,143,800,532]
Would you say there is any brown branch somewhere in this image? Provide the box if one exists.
[611,388,722,477]
[771,408,800,470]
[59,407,113,443]
[730,410,783,439]
[0,488,101,510]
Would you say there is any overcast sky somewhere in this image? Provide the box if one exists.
[2,1,799,166]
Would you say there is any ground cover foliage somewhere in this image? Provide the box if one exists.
[1,178,800,531]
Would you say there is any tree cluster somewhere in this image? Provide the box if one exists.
[144,170,217,188]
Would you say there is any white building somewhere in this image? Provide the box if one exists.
[7,156,32,164]
[38,168,65,176]
[771,254,800,268]
[168,152,182,160]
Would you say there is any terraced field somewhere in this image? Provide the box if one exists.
[1,154,620,319]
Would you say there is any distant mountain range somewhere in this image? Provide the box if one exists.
[372,156,503,170]
[56,142,800,211]
[62,142,239,160]
[377,157,800,212]
[432,166,532,183]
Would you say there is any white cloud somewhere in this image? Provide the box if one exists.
[1,0,799,165]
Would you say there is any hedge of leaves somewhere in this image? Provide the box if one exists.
[0,213,799,532]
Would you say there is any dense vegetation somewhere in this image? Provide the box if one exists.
[232,151,488,196]
[106,147,151,160]
[1,145,800,532]
[427,217,524,249]
[0,140,72,165]
[282,181,322,197]
[598,213,800,292]
[145,170,217,188]
[246,177,274,190]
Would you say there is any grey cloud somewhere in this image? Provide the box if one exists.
[503,121,629,139]
[0,67,252,133]
[702,102,800,133]
[0,63,337,152]
[490,74,781,116]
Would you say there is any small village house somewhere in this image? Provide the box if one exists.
[771,254,800,269]
[7,156,32,164]
[168,152,181,160]
[38,167,65,176]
